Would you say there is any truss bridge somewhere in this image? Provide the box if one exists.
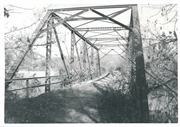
[5,4,151,123]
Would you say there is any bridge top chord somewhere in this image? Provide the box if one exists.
[74,27,125,31]
[48,4,137,11]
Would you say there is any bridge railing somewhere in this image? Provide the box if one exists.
[5,71,99,99]
[5,75,65,92]
[5,75,69,99]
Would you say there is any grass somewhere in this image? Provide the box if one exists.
[5,92,66,123]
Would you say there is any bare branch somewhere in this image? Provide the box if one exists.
[162,66,177,76]
[159,12,178,25]
[4,19,40,35]
[8,4,35,10]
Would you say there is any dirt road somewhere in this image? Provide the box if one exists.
[50,81,103,123]
[5,73,120,123]
[6,80,109,123]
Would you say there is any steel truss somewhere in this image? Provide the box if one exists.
[74,27,124,31]
[6,4,148,122]
[45,18,52,93]
[87,37,127,41]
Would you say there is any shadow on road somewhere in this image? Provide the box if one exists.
[5,82,136,123]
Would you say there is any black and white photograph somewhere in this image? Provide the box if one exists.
[1,0,179,125]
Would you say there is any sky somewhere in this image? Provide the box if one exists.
[3,3,177,29]
[4,4,174,32]
[4,3,178,36]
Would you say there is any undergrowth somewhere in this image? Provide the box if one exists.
[5,92,66,123]
[93,83,141,123]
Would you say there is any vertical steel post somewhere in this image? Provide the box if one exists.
[70,31,75,74]
[85,42,91,79]
[127,9,134,82]
[26,79,29,98]
[90,47,94,79]
[95,56,98,77]
[131,5,149,123]
[45,18,52,93]
[128,8,137,112]
[74,37,82,73]
[82,41,87,74]
[91,47,94,66]
[97,50,101,76]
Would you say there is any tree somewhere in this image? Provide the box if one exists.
[140,4,178,123]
